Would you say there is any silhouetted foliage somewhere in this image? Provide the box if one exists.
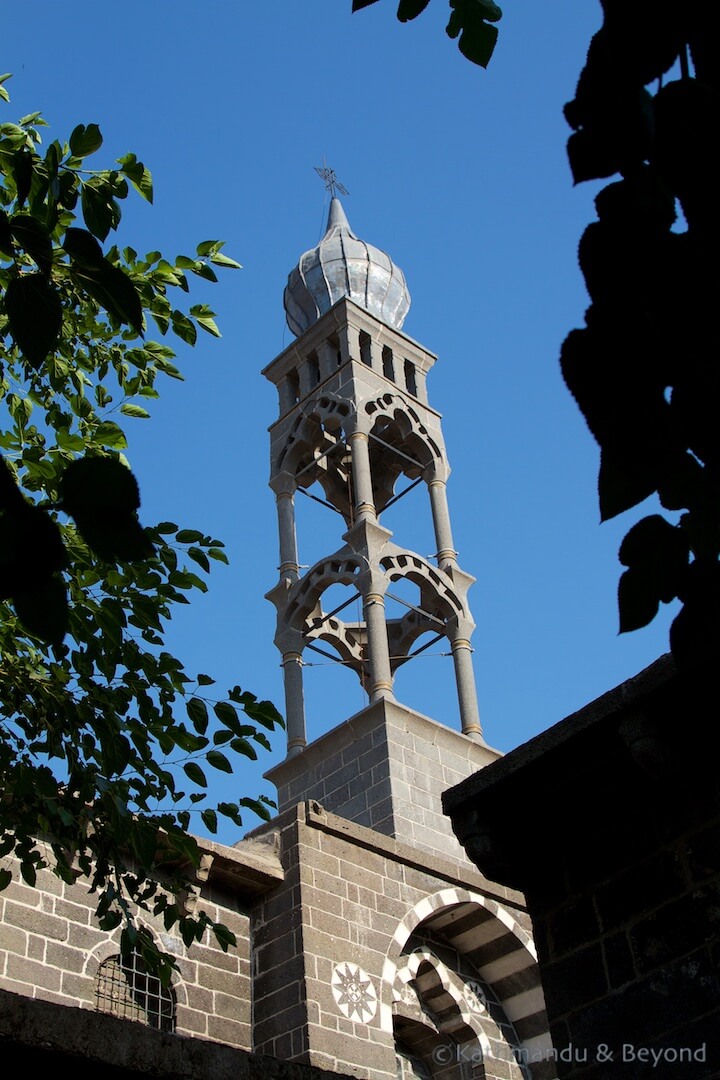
[560,2,719,665]
[352,2,719,666]
[0,78,282,979]
[352,0,503,69]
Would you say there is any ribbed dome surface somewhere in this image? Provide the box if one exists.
[284,198,411,337]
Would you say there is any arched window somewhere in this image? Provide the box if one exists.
[95,951,176,1032]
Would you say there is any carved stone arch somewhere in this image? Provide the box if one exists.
[391,944,528,1080]
[365,393,441,460]
[380,553,469,670]
[382,553,465,618]
[275,394,354,517]
[89,928,182,1033]
[283,551,364,640]
[84,930,187,1011]
[304,612,368,681]
[364,392,443,513]
[381,889,553,1080]
[403,948,488,1046]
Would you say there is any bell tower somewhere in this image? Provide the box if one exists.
[264,195,482,756]
[250,195,551,1076]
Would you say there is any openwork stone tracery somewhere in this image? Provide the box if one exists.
[264,204,483,756]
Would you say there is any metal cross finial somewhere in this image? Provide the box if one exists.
[314,160,349,199]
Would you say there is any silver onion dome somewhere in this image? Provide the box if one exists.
[284,198,411,337]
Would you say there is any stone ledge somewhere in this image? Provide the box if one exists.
[266,697,501,809]
[443,654,675,815]
[0,989,352,1080]
[301,801,525,911]
[203,832,284,899]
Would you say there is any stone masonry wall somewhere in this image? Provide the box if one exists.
[525,740,720,1080]
[445,658,720,1080]
[0,842,253,1050]
[267,700,500,867]
[251,802,550,1080]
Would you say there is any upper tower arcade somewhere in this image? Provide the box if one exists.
[263,197,482,757]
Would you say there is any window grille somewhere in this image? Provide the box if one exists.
[95,951,176,1032]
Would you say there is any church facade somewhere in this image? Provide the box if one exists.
[0,194,554,1080]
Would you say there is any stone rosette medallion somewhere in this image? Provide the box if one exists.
[463,978,487,1014]
[331,962,378,1023]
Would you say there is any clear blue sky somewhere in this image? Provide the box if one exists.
[4,2,674,843]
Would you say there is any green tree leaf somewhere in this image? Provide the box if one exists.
[185,698,209,734]
[206,750,233,773]
[94,422,128,449]
[0,95,278,982]
[81,182,118,241]
[120,403,151,419]
[116,153,154,204]
[183,761,208,788]
[209,252,242,270]
[69,123,103,158]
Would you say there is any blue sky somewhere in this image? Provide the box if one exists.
[4,2,675,843]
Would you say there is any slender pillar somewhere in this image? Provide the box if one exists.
[276,489,300,581]
[428,478,457,570]
[349,431,376,522]
[450,633,482,738]
[282,651,306,755]
[363,592,395,702]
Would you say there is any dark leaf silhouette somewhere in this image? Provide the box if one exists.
[13,574,69,645]
[5,273,62,368]
[61,457,153,562]
[11,150,33,208]
[0,503,66,599]
[71,259,143,334]
[0,209,12,254]
[9,215,53,275]
[63,226,105,267]
[397,0,431,20]
[562,5,719,661]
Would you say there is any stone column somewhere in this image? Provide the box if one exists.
[275,489,300,582]
[363,592,395,703]
[428,477,457,570]
[349,431,376,522]
[282,650,306,755]
[449,631,482,739]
